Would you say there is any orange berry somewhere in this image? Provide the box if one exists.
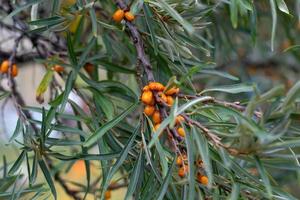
[166,96,174,106]
[158,92,167,103]
[200,176,209,185]
[165,87,179,95]
[104,190,111,199]
[143,85,150,91]
[84,63,94,74]
[0,60,9,73]
[152,110,161,124]
[11,64,18,77]
[144,105,155,116]
[141,91,154,105]
[148,82,165,91]
[53,65,64,73]
[154,123,160,131]
[175,115,185,124]
[112,9,124,22]
[124,11,135,22]
[176,157,183,166]
[178,166,188,178]
[177,127,185,137]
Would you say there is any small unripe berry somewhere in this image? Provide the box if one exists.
[152,110,161,124]
[0,60,9,73]
[144,105,155,116]
[124,11,135,22]
[112,9,124,22]
[141,91,154,105]
[177,127,185,137]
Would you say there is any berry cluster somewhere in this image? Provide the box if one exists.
[113,9,135,23]
[0,60,18,77]
[141,82,185,135]
[176,155,208,185]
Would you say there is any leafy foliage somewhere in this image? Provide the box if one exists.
[0,0,300,199]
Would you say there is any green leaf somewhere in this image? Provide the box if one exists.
[9,119,23,142]
[38,158,57,199]
[89,8,98,37]
[200,69,239,81]
[193,127,213,187]
[0,91,10,100]
[81,74,138,102]
[94,60,135,74]
[156,156,176,200]
[200,84,254,94]
[91,88,114,120]
[101,124,140,199]
[67,32,78,66]
[230,0,238,28]
[59,71,76,112]
[254,156,272,198]
[269,0,277,51]
[78,37,96,68]
[36,70,53,103]
[83,102,138,147]
[283,45,300,52]
[185,126,195,199]
[8,151,26,175]
[6,0,42,19]
[154,0,194,34]
[281,81,300,109]
[275,0,289,14]
[28,16,65,26]
[125,150,143,200]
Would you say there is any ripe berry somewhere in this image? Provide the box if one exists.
[154,123,160,131]
[124,11,135,22]
[141,91,154,105]
[0,60,9,73]
[104,190,111,199]
[144,105,155,116]
[165,87,179,95]
[11,64,18,77]
[200,176,208,185]
[84,63,94,74]
[53,65,64,73]
[158,92,167,103]
[112,9,124,22]
[177,127,185,137]
[148,82,165,91]
[178,166,188,178]
[166,96,174,106]
[143,85,150,91]
[176,157,183,166]
[175,115,185,124]
[152,110,161,124]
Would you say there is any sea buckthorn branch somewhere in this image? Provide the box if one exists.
[115,0,155,82]
[178,94,262,118]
